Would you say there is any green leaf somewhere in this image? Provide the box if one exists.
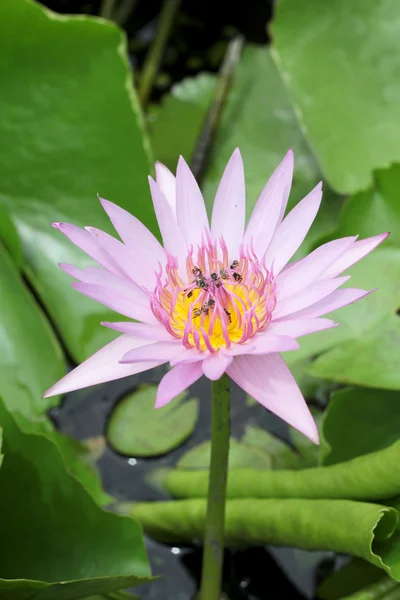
[13,410,111,505]
[284,247,400,390]
[240,425,301,470]
[0,398,151,599]
[201,46,343,256]
[0,242,65,415]
[271,0,400,194]
[177,433,272,471]
[107,385,199,457]
[149,73,216,169]
[320,387,400,467]
[130,498,396,574]
[158,440,400,502]
[0,0,157,363]
[332,166,400,248]
[0,205,22,268]
[317,559,388,600]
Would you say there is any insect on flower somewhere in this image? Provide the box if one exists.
[44,149,388,443]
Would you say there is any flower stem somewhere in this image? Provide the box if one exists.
[199,373,231,600]
[138,0,182,108]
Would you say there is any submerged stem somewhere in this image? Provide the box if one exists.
[199,373,231,600]
[138,0,182,108]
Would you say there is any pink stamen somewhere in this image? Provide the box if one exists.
[149,236,277,351]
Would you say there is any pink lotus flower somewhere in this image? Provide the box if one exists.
[44,150,388,443]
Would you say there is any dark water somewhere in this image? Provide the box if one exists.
[50,368,339,599]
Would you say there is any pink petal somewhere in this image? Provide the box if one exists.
[53,222,125,276]
[156,362,203,408]
[148,177,187,271]
[267,318,337,337]
[176,156,209,247]
[71,281,156,323]
[120,340,184,363]
[43,335,162,398]
[211,148,246,259]
[227,354,319,444]
[85,226,157,290]
[101,321,174,341]
[244,150,294,257]
[202,352,233,380]
[61,264,150,307]
[264,182,323,273]
[155,162,177,218]
[285,288,372,319]
[99,197,165,265]
[322,233,389,279]
[222,334,299,356]
[277,236,356,300]
[273,276,350,320]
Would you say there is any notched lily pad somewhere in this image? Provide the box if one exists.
[107,385,199,457]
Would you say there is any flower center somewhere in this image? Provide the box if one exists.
[150,237,277,351]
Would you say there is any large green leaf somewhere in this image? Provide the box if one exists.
[271,0,400,194]
[320,388,400,466]
[13,408,111,505]
[201,46,343,255]
[130,498,397,574]
[0,242,65,414]
[149,73,216,170]
[0,205,22,268]
[284,247,400,389]
[157,440,400,502]
[0,0,157,363]
[0,398,151,599]
[107,385,199,457]
[333,166,400,248]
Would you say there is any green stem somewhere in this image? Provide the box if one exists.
[99,0,118,19]
[191,35,244,184]
[199,374,231,600]
[138,0,182,108]
[114,0,137,25]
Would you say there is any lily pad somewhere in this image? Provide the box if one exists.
[201,46,343,257]
[0,398,152,599]
[0,242,65,415]
[160,440,400,502]
[0,205,22,268]
[321,387,400,466]
[107,385,199,457]
[0,0,157,363]
[271,0,400,194]
[149,73,216,170]
[284,247,400,390]
[131,497,397,575]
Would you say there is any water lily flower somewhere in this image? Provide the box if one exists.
[44,150,388,443]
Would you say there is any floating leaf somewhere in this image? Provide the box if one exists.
[158,440,400,502]
[0,398,151,599]
[320,387,400,467]
[201,46,343,255]
[0,0,157,363]
[149,73,216,169]
[331,166,400,248]
[0,243,65,415]
[317,559,387,600]
[284,247,400,390]
[0,205,22,268]
[107,385,198,457]
[271,0,400,194]
[130,498,396,574]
